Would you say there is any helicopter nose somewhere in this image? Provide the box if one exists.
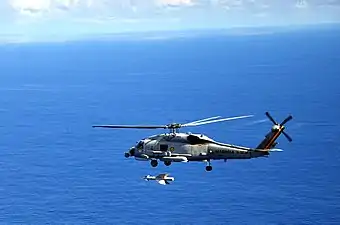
[129,147,135,156]
[124,147,135,158]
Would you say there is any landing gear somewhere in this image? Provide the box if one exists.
[124,152,130,158]
[164,161,171,166]
[205,160,212,172]
[151,160,158,167]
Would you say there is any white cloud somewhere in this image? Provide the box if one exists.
[10,0,50,15]
[155,0,195,6]
[6,0,340,18]
[53,0,80,11]
[1,0,340,43]
[295,0,309,8]
[8,0,199,16]
[9,0,95,15]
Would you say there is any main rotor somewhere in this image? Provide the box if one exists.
[92,114,254,134]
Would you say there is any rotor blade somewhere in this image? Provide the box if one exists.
[282,131,293,142]
[281,115,293,126]
[92,125,166,129]
[183,115,254,127]
[183,116,221,126]
[265,112,277,125]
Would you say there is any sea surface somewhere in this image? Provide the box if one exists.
[1,26,340,224]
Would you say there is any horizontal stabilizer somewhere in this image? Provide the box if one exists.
[252,148,284,153]
[269,148,284,152]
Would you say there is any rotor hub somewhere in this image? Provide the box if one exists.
[272,124,281,131]
[166,123,182,129]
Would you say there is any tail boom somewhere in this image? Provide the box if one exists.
[256,125,284,150]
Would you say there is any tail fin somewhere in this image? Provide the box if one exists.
[256,112,293,150]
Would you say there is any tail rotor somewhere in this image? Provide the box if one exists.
[256,112,293,150]
[265,112,293,142]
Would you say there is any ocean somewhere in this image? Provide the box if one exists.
[0,26,340,224]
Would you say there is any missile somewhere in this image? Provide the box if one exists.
[143,174,175,185]
[160,156,188,162]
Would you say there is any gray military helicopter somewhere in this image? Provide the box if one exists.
[93,112,292,171]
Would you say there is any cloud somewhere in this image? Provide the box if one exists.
[9,0,94,15]
[155,0,195,7]
[8,0,198,16]
[295,0,309,8]
[7,0,340,18]
[53,0,80,11]
[2,0,340,43]
[10,0,50,15]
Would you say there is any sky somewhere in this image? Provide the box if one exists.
[1,0,340,42]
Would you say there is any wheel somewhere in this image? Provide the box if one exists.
[151,160,158,167]
[124,152,130,158]
[205,165,212,172]
[164,161,171,166]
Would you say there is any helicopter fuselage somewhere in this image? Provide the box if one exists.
[126,132,268,165]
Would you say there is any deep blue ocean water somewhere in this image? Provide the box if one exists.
[1,27,340,224]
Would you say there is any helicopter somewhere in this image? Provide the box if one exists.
[92,112,293,171]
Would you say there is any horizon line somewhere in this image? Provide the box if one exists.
[1,22,340,45]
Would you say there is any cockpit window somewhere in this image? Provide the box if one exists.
[136,141,144,149]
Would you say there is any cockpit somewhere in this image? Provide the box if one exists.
[136,140,144,149]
